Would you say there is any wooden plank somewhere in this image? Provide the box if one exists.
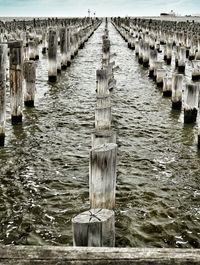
[0,246,200,264]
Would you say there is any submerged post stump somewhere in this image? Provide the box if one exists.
[48,28,57,82]
[172,74,183,110]
[0,44,6,146]
[72,208,115,247]
[8,41,23,124]
[23,60,36,107]
[184,83,199,123]
[89,143,117,209]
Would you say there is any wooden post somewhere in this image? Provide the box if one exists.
[192,60,200,81]
[163,44,167,61]
[0,44,6,146]
[153,61,163,81]
[138,39,143,64]
[149,49,157,77]
[156,69,166,88]
[175,46,180,68]
[42,31,47,54]
[171,74,183,110]
[184,83,199,123]
[178,47,186,73]
[195,38,200,60]
[89,143,117,209]
[60,27,68,70]
[135,40,139,56]
[28,40,36,60]
[96,70,109,95]
[189,43,196,61]
[67,28,71,66]
[70,34,75,60]
[166,42,172,65]
[34,36,40,60]
[102,39,110,65]
[92,130,116,148]
[48,28,57,82]
[23,60,36,107]
[57,53,62,74]
[8,41,23,124]
[142,42,149,67]
[163,77,172,97]
[72,209,115,247]
[95,107,111,131]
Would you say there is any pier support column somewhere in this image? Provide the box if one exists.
[0,44,6,146]
[48,28,57,82]
[23,60,36,107]
[89,143,117,209]
[9,41,23,124]
[172,74,183,110]
[184,83,199,123]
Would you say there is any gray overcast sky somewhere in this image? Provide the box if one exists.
[0,0,199,17]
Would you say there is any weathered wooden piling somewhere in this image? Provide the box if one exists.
[138,39,143,64]
[57,53,62,74]
[153,61,163,81]
[135,40,139,56]
[192,60,200,81]
[171,74,183,110]
[89,143,117,209]
[34,36,40,60]
[166,42,173,65]
[189,44,196,61]
[8,41,23,124]
[60,27,68,70]
[184,83,199,123]
[28,40,36,60]
[178,47,186,73]
[72,209,115,247]
[142,42,149,67]
[102,39,110,66]
[66,28,71,66]
[42,31,47,54]
[149,49,157,77]
[156,69,166,88]
[163,77,172,97]
[23,60,36,107]
[95,107,111,131]
[96,69,109,95]
[0,44,6,146]
[195,38,200,60]
[48,28,57,82]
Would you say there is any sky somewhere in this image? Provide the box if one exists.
[0,0,199,17]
